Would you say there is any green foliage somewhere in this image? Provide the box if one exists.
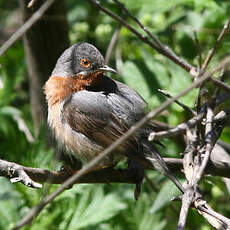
[0,0,230,229]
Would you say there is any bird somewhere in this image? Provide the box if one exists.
[44,42,184,199]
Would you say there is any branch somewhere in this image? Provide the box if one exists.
[148,109,205,141]
[12,54,230,230]
[0,159,140,185]
[1,149,230,190]
[0,0,56,57]
[105,26,121,64]
[210,77,230,93]
[88,0,196,74]
[28,0,39,8]
[176,107,230,229]
[0,160,42,189]
[158,89,196,115]
[202,18,230,72]
[193,30,202,69]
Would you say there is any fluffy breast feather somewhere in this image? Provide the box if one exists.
[47,101,105,163]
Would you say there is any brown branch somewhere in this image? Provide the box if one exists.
[1,149,230,188]
[88,0,195,74]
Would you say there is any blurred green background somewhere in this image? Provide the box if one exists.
[0,0,230,229]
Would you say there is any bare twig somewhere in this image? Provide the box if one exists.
[105,26,121,64]
[113,0,172,54]
[212,68,226,102]
[0,160,42,189]
[13,114,35,143]
[177,128,198,230]
[195,105,214,183]
[148,110,205,141]
[158,89,196,115]
[193,30,202,69]
[202,18,230,71]
[196,201,230,229]
[0,0,56,57]
[27,0,39,8]
[12,55,230,230]
[177,187,196,230]
[1,149,230,189]
[88,0,195,74]
[177,107,230,230]
[210,77,230,93]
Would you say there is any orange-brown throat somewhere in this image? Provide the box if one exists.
[44,71,103,106]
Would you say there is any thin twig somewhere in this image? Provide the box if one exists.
[176,128,198,230]
[27,0,39,8]
[195,105,214,183]
[196,201,230,229]
[212,68,226,102]
[158,89,196,115]
[13,114,35,143]
[202,18,230,71]
[12,54,230,230]
[88,0,195,74]
[0,0,56,57]
[148,110,205,141]
[113,0,170,52]
[177,187,196,230]
[210,77,230,93]
[193,30,202,69]
[105,26,121,64]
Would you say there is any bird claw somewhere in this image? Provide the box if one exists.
[134,180,143,201]
[60,164,76,176]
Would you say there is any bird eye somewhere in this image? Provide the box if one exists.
[80,59,91,68]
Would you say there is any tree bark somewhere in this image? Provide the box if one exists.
[20,0,69,134]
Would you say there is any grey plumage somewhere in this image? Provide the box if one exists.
[46,42,184,194]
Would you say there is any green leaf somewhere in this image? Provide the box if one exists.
[63,185,127,229]
[150,180,181,213]
[121,61,152,101]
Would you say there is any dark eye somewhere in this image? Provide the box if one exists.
[80,59,91,68]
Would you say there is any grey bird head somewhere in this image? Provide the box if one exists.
[51,42,116,77]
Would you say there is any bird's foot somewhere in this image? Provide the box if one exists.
[60,164,77,176]
[59,165,79,189]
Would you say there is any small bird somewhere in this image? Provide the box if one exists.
[44,42,184,198]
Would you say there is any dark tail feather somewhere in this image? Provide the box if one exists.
[142,141,185,194]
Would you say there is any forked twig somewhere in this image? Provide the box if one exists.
[88,0,195,74]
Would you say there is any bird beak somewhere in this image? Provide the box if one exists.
[99,65,117,74]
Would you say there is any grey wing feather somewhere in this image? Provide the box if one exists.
[62,90,138,152]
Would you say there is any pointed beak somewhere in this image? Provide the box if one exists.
[99,65,117,74]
